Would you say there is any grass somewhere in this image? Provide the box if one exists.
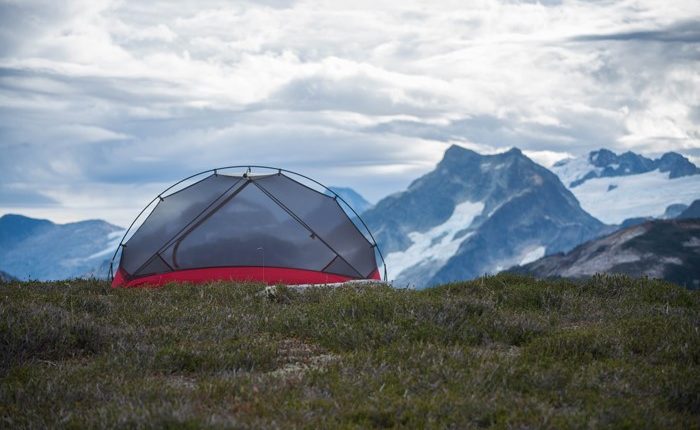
[0,274,698,429]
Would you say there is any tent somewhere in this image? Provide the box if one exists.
[110,167,385,287]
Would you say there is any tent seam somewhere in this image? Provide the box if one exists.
[252,180,365,279]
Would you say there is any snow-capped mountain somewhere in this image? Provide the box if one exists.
[552,149,700,224]
[363,145,606,288]
[328,187,373,214]
[553,149,699,188]
[0,214,124,280]
[514,219,700,289]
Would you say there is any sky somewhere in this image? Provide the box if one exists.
[0,0,698,226]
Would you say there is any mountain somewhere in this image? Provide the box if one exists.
[0,269,17,282]
[664,203,688,219]
[363,145,606,288]
[0,214,124,281]
[678,199,700,219]
[551,149,700,224]
[327,187,373,214]
[617,202,687,228]
[0,214,54,247]
[513,219,700,289]
[553,148,699,188]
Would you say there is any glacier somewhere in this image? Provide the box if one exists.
[569,170,700,224]
[385,200,484,282]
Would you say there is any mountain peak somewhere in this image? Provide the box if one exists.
[437,146,535,178]
[440,145,528,167]
[0,214,54,247]
[660,152,685,161]
[437,145,481,172]
[363,146,603,287]
[0,213,52,224]
[554,148,699,188]
[443,144,478,159]
[657,152,699,178]
[589,148,617,166]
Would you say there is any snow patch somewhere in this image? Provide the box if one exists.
[567,170,700,224]
[551,157,600,187]
[385,201,484,280]
[519,246,546,266]
[480,162,505,172]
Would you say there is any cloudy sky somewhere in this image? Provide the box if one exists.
[1,0,698,226]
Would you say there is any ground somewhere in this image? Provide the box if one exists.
[1,274,698,429]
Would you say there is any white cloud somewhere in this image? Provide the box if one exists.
[523,150,571,167]
[0,0,698,225]
[51,124,130,144]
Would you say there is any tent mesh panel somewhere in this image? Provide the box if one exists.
[119,173,377,280]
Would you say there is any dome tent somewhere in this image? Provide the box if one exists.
[110,166,385,288]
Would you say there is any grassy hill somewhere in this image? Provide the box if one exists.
[1,275,698,429]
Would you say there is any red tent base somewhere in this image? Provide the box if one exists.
[112,266,380,288]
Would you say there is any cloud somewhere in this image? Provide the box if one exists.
[0,185,58,206]
[522,149,571,167]
[265,71,449,116]
[570,20,700,43]
[0,0,698,225]
[50,124,130,144]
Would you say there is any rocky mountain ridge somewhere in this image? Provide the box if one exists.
[513,219,700,289]
[364,145,607,288]
[553,148,699,188]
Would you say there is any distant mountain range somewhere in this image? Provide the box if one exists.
[552,149,700,224]
[0,186,373,282]
[0,214,123,281]
[328,187,373,214]
[3,145,698,287]
[678,200,700,220]
[513,219,700,289]
[553,148,699,188]
[0,270,16,282]
[363,145,606,288]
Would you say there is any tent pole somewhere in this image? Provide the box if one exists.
[109,165,388,282]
